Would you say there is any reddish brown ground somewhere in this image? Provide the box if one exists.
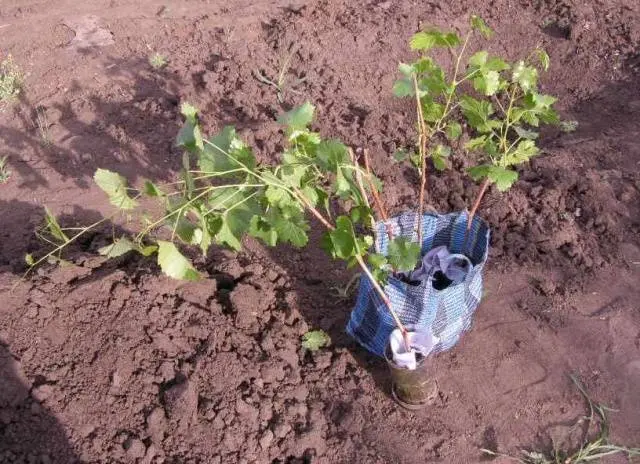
[1,0,639,463]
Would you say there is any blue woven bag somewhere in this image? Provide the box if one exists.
[346,211,490,357]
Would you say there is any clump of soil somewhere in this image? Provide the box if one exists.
[1,0,640,462]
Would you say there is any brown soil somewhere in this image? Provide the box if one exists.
[1,0,640,463]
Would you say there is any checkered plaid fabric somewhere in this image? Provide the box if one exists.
[346,211,490,357]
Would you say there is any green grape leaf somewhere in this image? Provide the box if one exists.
[176,103,204,151]
[273,214,308,247]
[265,184,288,206]
[445,122,462,140]
[512,61,538,92]
[301,330,331,351]
[387,236,421,272]
[473,70,500,96]
[200,126,255,174]
[470,165,518,192]
[421,98,445,122]
[315,140,349,172]
[143,180,164,197]
[471,15,493,39]
[368,253,387,269]
[459,96,495,133]
[410,30,460,50]
[467,164,492,181]
[278,102,315,131]
[513,126,539,140]
[485,56,510,72]
[393,78,414,97]
[44,207,69,243]
[157,241,200,281]
[323,216,357,259]
[398,62,415,76]
[504,139,539,165]
[94,168,138,210]
[248,216,278,247]
[464,135,488,151]
[215,204,255,251]
[468,51,488,68]
[419,67,447,95]
[535,48,550,72]
[334,167,352,198]
[208,187,243,210]
[487,166,519,191]
[431,144,451,171]
[98,237,157,258]
[180,102,198,122]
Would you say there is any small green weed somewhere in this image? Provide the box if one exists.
[0,54,23,106]
[301,330,331,352]
[252,45,306,103]
[149,53,168,70]
[482,375,640,463]
[0,156,11,183]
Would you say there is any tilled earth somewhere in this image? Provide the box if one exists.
[1,0,639,463]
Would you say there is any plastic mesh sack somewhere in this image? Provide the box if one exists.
[346,211,490,357]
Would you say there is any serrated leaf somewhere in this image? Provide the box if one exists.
[387,236,421,272]
[398,62,414,76]
[468,51,488,68]
[201,126,254,173]
[467,164,492,181]
[445,122,462,140]
[94,168,138,210]
[485,56,510,72]
[265,184,288,206]
[273,213,308,247]
[431,144,451,171]
[434,144,451,158]
[248,216,278,247]
[460,96,495,133]
[315,140,349,172]
[301,330,331,351]
[513,126,539,140]
[471,15,493,39]
[180,102,198,122]
[465,135,488,151]
[393,78,414,97]
[512,61,538,92]
[368,253,387,268]
[176,117,203,152]
[215,204,255,251]
[43,207,69,242]
[504,139,539,165]
[473,70,500,96]
[410,30,460,50]
[334,167,352,198]
[98,237,138,258]
[157,241,200,281]
[421,98,445,122]
[487,166,519,191]
[278,102,315,131]
[323,216,356,259]
[535,48,550,71]
[143,180,164,197]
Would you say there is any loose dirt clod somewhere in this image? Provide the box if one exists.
[0,0,639,462]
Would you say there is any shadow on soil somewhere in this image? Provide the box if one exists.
[3,53,639,408]
[0,342,81,463]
